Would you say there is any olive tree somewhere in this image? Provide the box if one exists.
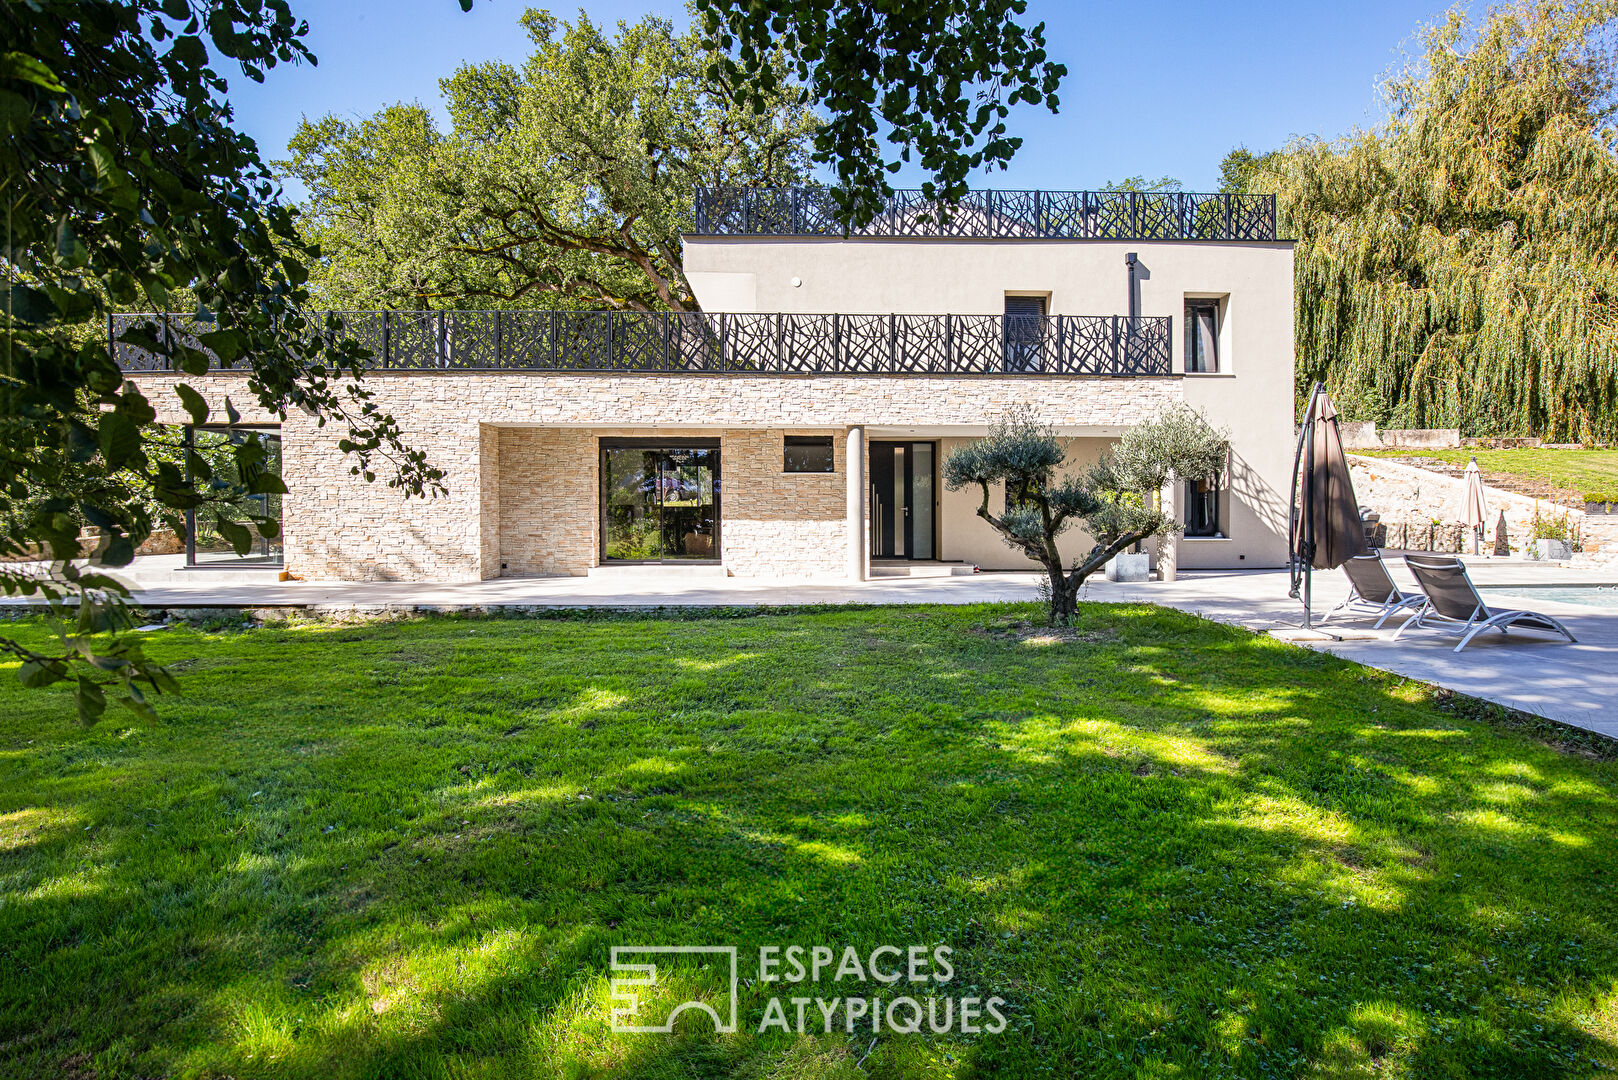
[943,405,1229,626]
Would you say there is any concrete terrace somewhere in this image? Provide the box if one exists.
[4,556,1614,740]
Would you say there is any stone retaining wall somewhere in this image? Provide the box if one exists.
[1348,454,1591,559]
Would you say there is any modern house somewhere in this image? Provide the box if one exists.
[118,186,1295,582]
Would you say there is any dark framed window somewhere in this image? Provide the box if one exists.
[600,439,721,563]
[1186,300,1220,373]
[1184,476,1222,538]
[1003,295,1047,372]
[1003,477,1037,514]
[183,425,284,567]
[784,435,834,473]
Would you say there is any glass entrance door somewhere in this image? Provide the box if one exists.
[869,441,935,560]
[601,442,720,562]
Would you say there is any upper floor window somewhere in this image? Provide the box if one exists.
[784,435,834,473]
[1003,295,1047,373]
[1186,300,1220,373]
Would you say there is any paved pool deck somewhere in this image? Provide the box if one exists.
[5,555,1614,739]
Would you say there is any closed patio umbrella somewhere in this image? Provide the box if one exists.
[1463,457,1489,555]
[1288,383,1369,627]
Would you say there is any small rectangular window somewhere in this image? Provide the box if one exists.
[784,435,834,473]
[1186,301,1220,373]
[1184,476,1222,537]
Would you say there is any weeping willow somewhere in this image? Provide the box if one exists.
[1245,0,1618,440]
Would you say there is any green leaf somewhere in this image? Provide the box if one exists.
[120,693,159,723]
[167,35,208,70]
[245,470,287,496]
[75,677,107,726]
[101,532,134,568]
[5,283,58,325]
[0,90,32,134]
[0,52,67,93]
[215,517,253,555]
[98,412,140,471]
[55,217,87,265]
[197,328,244,363]
[17,660,65,689]
[174,383,210,426]
[86,142,126,187]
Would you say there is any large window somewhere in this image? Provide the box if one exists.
[1186,300,1220,373]
[601,441,720,562]
[184,426,284,566]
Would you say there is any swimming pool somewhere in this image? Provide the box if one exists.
[1478,584,1618,609]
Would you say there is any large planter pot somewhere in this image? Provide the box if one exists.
[1586,500,1617,517]
[1104,552,1151,582]
[1536,539,1572,561]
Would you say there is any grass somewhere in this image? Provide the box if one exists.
[1352,447,1618,502]
[1,603,1616,1079]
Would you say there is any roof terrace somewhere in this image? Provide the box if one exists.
[693,186,1278,242]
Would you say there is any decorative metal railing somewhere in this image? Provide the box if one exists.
[693,186,1278,241]
[111,310,1174,377]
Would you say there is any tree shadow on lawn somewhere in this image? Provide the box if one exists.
[1,603,1615,1078]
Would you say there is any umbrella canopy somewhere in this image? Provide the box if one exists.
[1290,386,1368,571]
[1464,457,1490,556]
[1289,384,1369,627]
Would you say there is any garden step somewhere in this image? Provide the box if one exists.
[586,563,729,580]
[869,563,977,578]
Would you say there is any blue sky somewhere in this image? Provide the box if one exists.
[227,0,1448,199]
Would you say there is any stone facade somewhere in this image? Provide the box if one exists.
[133,373,1188,582]
[494,428,597,576]
[719,429,846,577]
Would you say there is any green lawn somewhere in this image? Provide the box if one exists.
[1353,447,1618,502]
[2,605,1615,1079]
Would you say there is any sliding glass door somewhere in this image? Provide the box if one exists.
[601,441,720,562]
[184,426,284,566]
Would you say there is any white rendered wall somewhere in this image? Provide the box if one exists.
[687,238,1296,569]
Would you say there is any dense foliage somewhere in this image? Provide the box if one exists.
[282,8,818,311]
[693,0,1065,229]
[943,406,1228,626]
[1227,0,1618,440]
[0,0,446,720]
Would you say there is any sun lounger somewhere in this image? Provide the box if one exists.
[1393,555,1577,652]
[1320,552,1427,628]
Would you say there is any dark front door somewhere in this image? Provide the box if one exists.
[870,441,936,560]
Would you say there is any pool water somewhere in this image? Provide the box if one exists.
[1478,584,1618,609]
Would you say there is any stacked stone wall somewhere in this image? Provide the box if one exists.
[131,372,1185,581]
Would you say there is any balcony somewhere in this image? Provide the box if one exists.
[111,311,1174,377]
[693,186,1278,242]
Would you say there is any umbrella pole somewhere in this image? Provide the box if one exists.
[1301,384,1322,629]
[1303,416,1315,630]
